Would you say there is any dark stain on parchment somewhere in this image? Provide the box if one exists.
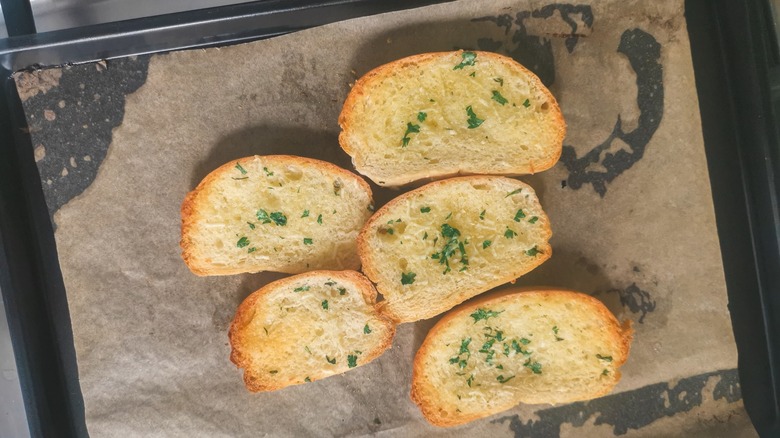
[18,56,151,221]
[494,368,742,437]
[605,282,657,324]
[475,5,664,197]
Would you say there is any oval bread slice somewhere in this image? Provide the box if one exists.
[358,176,551,322]
[339,50,565,186]
[229,270,396,392]
[411,289,634,427]
[181,155,373,275]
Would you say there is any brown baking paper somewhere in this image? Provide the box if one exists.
[18,0,755,435]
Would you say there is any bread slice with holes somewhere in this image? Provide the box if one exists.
[358,176,551,323]
[411,289,634,427]
[338,50,565,186]
[229,270,396,392]
[181,155,373,276]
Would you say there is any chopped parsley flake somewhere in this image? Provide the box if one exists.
[504,227,517,239]
[469,71,476,77]
[303,238,313,245]
[445,212,453,220]
[420,206,431,213]
[263,167,274,176]
[523,98,531,108]
[256,209,287,226]
[325,281,336,286]
[247,222,255,230]
[506,188,522,197]
[525,246,542,256]
[402,122,421,147]
[364,324,372,334]
[326,355,336,364]
[432,223,468,274]
[301,210,310,218]
[491,90,508,105]
[347,354,358,368]
[494,77,504,86]
[596,354,613,362]
[248,247,257,253]
[293,286,310,292]
[496,375,515,383]
[553,326,559,334]
[401,272,416,285]
[317,214,323,224]
[524,359,543,374]
[338,287,346,295]
[418,112,427,122]
[520,338,531,345]
[602,369,610,376]
[460,338,472,354]
[466,105,484,129]
[236,237,250,248]
[480,209,486,220]
[305,376,311,382]
[470,308,503,323]
[321,300,329,310]
[529,216,539,224]
[467,374,475,387]
[482,240,492,249]
[423,232,428,240]
[514,209,526,221]
[454,51,477,70]
[235,163,247,175]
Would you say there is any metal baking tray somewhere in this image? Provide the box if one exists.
[0,0,778,436]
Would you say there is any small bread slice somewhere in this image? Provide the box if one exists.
[339,50,565,186]
[229,270,396,392]
[181,155,373,276]
[358,176,551,322]
[411,289,634,427]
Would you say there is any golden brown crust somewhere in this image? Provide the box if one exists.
[180,155,373,276]
[339,51,566,186]
[228,270,396,392]
[357,176,552,322]
[410,288,633,427]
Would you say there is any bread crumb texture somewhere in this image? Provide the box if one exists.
[229,270,396,392]
[411,289,633,427]
[181,156,373,275]
[359,176,552,322]
[339,51,565,186]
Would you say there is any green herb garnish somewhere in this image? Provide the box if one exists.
[402,122,421,147]
[491,90,508,105]
[423,232,428,240]
[247,222,256,230]
[602,369,609,376]
[304,377,311,382]
[248,247,257,253]
[480,209,486,220]
[470,308,503,323]
[514,209,526,221]
[454,51,477,70]
[347,355,358,368]
[418,112,427,122]
[525,246,542,256]
[364,324,372,334]
[235,163,247,175]
[301,210,310,218]
[482,240,492,249]
[466,105,484,129]
[504,227,517,239]
[469,71,476,77]
[315,214,322,225]
[496,375,515,383]
[493,77,504,86]
[256,209,287,226]
[596,354,613,362]
[338,287,347,295]
[529,216,539,224]
[236,237,250,248]
[303,238,313,245]
[520,338,531,345]
[467,374,475,387]
[293,286,310,292]
[524,359,542,374]
[401,272,416,285]
[321,300,329,310]
[326,355,336,364]
[420,206,431,213]
[263,166,274,176]
[506,188,522,197]
[523,99,531,108]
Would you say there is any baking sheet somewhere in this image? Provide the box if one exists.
[14,0,754,435]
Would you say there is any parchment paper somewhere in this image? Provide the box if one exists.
[16,0,753,436]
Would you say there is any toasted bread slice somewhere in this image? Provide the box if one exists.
[358,176,551,322]
[229,270,396,392]
[338,50,565,186]
[411,289,634,427]
[181,155,373,276]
